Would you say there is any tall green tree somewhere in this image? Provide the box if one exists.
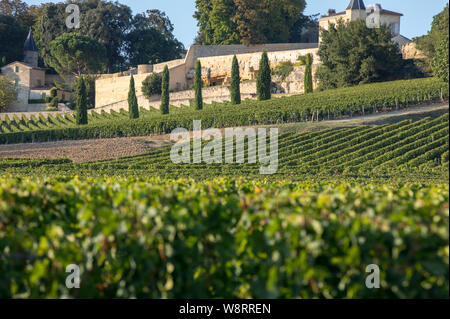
[0,75,17,112]
[298,53,313,93]
[34,1,132,73]
[0,15,27,65]
[75,76,88,125]
[194,60,203,110]
[432,33,449,83]
[34,2,184,73]
[48,33,107,77]
[73,75,96,110]
[128,74,139,119]
[194,0,307,45]
[161,66,170,114]
[415,5,449,78]
[127,9,184,65]
[316,20,403,90]
[230,55,241,104]
[257,51,271,101]
[0,0,39,29]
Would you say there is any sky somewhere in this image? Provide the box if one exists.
[23,0,449,48]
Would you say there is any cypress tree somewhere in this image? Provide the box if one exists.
[257,51,271,101]
[194,60,203,110]
[75,77,88,125]
[304,53,313,94]
[161,65,170,114]
[230,55,241,104]
[128,74,139,119]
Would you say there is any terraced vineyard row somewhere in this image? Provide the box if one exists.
[2,114,448,181]
[0,77,447,144]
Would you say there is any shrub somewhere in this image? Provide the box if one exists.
[47,96,59,109]
[142,73,162,98]
[128,74,139,119]
[194,60,203,110]
[257,51,271,101]
[230,55,241,104]
[161,66,170,114]
[49,87,57,98]
[273,61,294,82]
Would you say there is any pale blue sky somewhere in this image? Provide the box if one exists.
[24,0,449,47]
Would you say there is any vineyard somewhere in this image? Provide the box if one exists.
[0,77,448,299]
[0,77,448,144]
[2,113,448,181]
[0,177,448,298]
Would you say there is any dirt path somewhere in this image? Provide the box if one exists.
[0,103,447,163]
[336,103,449,123]
[0,135,171,163]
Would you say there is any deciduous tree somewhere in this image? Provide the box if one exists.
[316,20,403,90]
[0,75,17,112]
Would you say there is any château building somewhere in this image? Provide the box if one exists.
[0,29,71,112]
[318,0,411,47]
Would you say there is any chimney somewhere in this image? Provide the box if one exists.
[374,4,382,12]
[328,9,336,16]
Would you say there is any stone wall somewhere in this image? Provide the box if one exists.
[93,81,258,113]
[198,48,320,84]
[95,44,320,109]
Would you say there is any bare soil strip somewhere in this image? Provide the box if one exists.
[0,135,171,163]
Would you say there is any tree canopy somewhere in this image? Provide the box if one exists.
[0,15,27,65]
[126,11,184,66]
[48,33,107,77]
[316,20,404,90]
[415,5,449,81]
[33,1,184,73]
[194,0,313,45]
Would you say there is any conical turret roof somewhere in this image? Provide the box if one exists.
[347,0,366,10]
[24,29,38,52]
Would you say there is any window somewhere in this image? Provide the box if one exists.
[390,23,400,35]
[14,79,18,87]
[15,66,19,72]
[42,93,46,99]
